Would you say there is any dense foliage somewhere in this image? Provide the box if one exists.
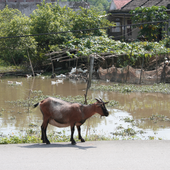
[59,0,111,12]
[53,36,170,67]
[0,2,112,67]
[0,7,37,66]
[130,6,169,41]
[1,3,170,69]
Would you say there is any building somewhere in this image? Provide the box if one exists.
[109,0,131,10]
[108,0,170,41]
[0,0,89,16]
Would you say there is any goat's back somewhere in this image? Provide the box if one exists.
[40,97,84,125]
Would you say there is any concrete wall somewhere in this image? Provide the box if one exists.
[109,0,116,11]
[0,0,89,16]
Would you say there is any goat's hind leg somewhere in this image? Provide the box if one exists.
[41,121,50,144]
[70,125,76,145]
[76,125,85,142]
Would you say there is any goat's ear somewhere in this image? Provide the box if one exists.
[104,101,109,105]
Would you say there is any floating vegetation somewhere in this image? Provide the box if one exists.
[91,83,170,94]
[6,91,119,109]
[111,127,146,137]
[107,100,119,107]
[148,136,155,140]
[111,128,137,136]
[29,123,38,127]
[140,114,170,123]
[116,125,124,130]
[0,108,5,116]
[124,117,134,123]
[149,114,170,122]
[9,116,16,120]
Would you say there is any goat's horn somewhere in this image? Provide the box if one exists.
[99,97,104,103]
[95,98,101,102]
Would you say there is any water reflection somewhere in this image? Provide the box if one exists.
[0,77,170,140]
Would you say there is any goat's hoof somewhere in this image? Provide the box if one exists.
[46,140,50,144]
[71,141,76,145]
[81,138,85,142]
[42,140,46,143]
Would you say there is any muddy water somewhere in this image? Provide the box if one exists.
[0,77,170,140]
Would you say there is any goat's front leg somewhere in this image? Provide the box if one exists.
[70,125,76,145]
[76,125,85,142]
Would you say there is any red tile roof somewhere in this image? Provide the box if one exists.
[121,0,170,10]
[114,0,131,9]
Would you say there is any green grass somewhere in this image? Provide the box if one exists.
[0,65,23,73]
[0,130,113,144]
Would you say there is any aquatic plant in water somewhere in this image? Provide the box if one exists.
[6,91,118,108]
[91,83,170,94]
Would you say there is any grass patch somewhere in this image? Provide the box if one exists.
[0,130,113,144]
[0,65,23,73]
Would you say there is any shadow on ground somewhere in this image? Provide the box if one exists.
[18,142,96,150]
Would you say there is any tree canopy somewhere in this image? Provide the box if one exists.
[0,1,112,67]
[60,0,111,12]
[130,6,169,41]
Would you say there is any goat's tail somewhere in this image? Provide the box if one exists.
[33,102,39,108]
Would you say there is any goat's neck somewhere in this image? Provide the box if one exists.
[83,104,96,119]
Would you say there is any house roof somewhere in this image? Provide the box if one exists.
[121,0,170,10]
[158,0,170,6]
[114,0,131,9]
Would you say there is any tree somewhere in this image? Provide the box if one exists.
[30,1,113,50]
[60,0,111,12]
[30,1,74,50]
[88,0,110,12]
[0,1,113,67]
[0,6,37,65]
[71,7,112,37]
[130,6,169,41]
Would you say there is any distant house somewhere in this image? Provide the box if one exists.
[108,0,170,41]
[109,0,131,10]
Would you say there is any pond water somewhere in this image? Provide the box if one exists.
[0,76,170,140]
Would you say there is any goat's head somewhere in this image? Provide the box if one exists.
[95,98,109,117]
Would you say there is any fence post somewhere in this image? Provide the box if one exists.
[84,55,94,104]
[50,53,55,78]
[126,44,133,83]
[156,54,158,83]
[27,49,35,77]
[125,65,129,83]
[124,14,125,41]
[164,54,168,83]
[139,55,144,84]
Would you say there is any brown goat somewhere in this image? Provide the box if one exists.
[34,97,109,145]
